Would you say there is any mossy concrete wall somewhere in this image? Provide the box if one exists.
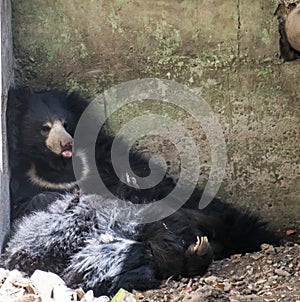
[1,0,13,250]
[12,0,300,237]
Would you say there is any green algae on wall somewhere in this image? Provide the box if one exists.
[12,0,300,235]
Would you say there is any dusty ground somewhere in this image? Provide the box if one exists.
[141,242,300,302]
[1,242,300,302]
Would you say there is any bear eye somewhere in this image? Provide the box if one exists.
[41,124,51,134]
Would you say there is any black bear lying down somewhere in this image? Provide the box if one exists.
[4,192,276,296]
[3,87,278,295]
[4,193,214,295]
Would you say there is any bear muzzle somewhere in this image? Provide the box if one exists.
[45,120,73,158]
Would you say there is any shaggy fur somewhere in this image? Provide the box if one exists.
[3,192,274,295]
[4,86,278,295]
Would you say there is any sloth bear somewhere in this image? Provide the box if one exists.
[7,87,176,221]
[4,86,278,295]
[4,193,214,295]
[275,2,300,61]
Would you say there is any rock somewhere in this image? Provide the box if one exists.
[81,290,94,302]
[0,269,26,298]
[0,296,15,302]
[251,254,263,261]
[52,284,73,302]
[223,282,232,292]
[203,276,218,285]
[274,268,291,277]
[246,266,254,275]
[16,294,42,302]
[241,294,263,302]
[73,288,85,300]
[0,268,9,283]
[31,270,65,299]
[12,277,36,294]
[260,244,275,254]
[230,254,242,259]
[255,279,267,285]
[94,296,110,302]
[182,291,206,302]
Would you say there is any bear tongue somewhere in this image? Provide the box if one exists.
[62,150,73,158]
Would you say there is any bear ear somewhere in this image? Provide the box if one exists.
[65,91,88,119]
[8,86,33,108]
[6,86,33,166]
[22,86,34,98]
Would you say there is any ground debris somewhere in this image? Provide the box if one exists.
[0,268,109,302]
[141,243,300,302]
[1,243,300,301]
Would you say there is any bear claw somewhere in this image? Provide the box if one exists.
[192,236,209,256]
[184,235,213,276]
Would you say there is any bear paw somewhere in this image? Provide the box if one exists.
[184,236,213,276]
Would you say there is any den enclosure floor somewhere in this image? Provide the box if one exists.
[1,242,300,302]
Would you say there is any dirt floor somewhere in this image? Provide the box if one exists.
[141,242,300,302]
[1,242,300,302]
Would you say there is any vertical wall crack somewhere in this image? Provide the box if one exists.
[236,0,241,57]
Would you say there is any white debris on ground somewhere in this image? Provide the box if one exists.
[0,269,110,302]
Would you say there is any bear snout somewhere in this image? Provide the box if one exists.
[61,140,73,158]
[45,120,74,157]
[61,140,73,149]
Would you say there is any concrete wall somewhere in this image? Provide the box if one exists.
[1,0,14,250]
[11,0,300,237]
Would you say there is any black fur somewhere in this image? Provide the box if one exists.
[3,192,275,295]
[7,87,87,220]
[4,87,279,295]
[7,87,178,220]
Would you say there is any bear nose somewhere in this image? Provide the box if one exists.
[61,140,73,149]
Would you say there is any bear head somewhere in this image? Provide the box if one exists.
[7,87,88,165]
